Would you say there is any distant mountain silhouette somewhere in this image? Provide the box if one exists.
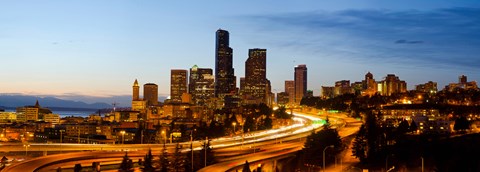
[0,95,112,109]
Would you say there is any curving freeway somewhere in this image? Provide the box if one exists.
[2,110,362,172]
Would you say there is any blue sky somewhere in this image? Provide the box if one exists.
[1,1,480,105]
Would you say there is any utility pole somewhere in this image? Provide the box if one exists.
[205,136,208,167]
[191,130,194,172]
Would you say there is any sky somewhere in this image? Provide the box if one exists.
[1,1,480,106]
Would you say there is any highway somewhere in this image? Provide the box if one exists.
[2,110,361,172]
[198,111,362,172]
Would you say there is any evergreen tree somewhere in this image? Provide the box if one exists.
[173,143,185,172]
[142,149,154,172]
[160,143,169,172]
[397,119,410,134]
[454,116,470,132]
[409,120,418,133]
[242,160,252,172]
[119,152,133,172]
[302,126,342,166]
[74,164,82,172]
[352,124,367,162]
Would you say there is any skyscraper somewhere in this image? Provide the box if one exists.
[132,79,140,101]
[285,80,294,105]
[171,69,188,102]
[294,64,307,104]
[143,83,158,106]
[189,65,215,106]
[380,74,406,96]
[215,29,236,98]
[244,48,267,104]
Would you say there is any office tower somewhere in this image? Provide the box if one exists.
[144,83,158,106]
[380,74,407,96]
[239,77,246,96]
[294,64,307,104]
[244,48,267,104]
[189,65,215,106]
[133,79,140,101]
[171,69,188,103]
[285,80,294,105]
[215,29,236,98]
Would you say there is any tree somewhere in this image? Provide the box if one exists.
[142,149,154,172]
[160,143,169,172]
[454,116,470,132]
[173,143,185,172]
[74,164,82,172]
[1,156,8,167]
[302,127,342,166]
[352,111,386,164]
[409,120,418,133]
[243,116,255,132]
[262,116,273,130]
[352,124,367,163]
[397,119,409,134]
[242,160,252,172]
[274,106,291,119]
[119,152,133,172]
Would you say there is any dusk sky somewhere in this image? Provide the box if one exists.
[1,1,480,105]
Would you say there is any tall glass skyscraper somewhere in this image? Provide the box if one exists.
[294,64,307,104]
[215,29,236,98]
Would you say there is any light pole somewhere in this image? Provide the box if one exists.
[323,145,334,172]
[190,130,194,172]
[232,122,237,135]
[60,130,64,144]
[204,136,208,167]
[161,131,166,144]
[120,131,125,144]
[421,156,424,172]
[23,144,30,156]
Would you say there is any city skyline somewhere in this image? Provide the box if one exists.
[1,1,480,103]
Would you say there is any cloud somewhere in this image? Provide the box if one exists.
[240,7,480,69]
[395,40,424,44]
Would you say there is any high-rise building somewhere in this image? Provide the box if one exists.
[334,80,352,96]
[244,48,267,104]
[131,79,146,111]
[215,29,236,98]
[239,77,246,96]
[362,72,377,96]
[133,79,140,101]
[294,64,307,104]
[285,80,295,105]
[189,65,215,106]
[416,81,438,93]
[171,69,188,103]
[144,83,158,106]
[379,74,407,96]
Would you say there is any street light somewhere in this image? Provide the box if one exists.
[190,130,194,172]
[421,156,424,172]
[161,131,166,144]
[232,122,237,135]
[23,144,30,156]
[120,131,125,144]
[323,145,334,172]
